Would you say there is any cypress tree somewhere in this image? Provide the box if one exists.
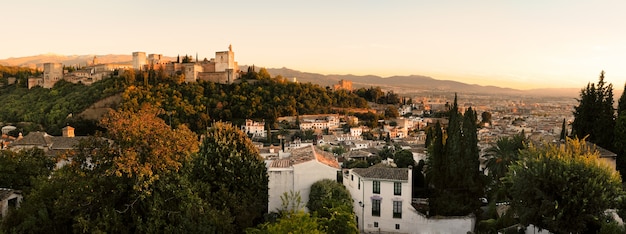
[427,94,482,216]
[560,118,567,141]
[572,71,615,151]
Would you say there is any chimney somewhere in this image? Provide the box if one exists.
[62,126,75,138]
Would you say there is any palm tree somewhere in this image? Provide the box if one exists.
[485,133,526,200]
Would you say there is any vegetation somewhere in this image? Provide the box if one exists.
[307,179,357,234]
[0,78,124,135]
[1,106,270,233]
[505,138,623,234]
[484,133,526,201]
[426,94,484,216]
[0,148,55,193]
[572,71,614,150]
[191,121,269,232]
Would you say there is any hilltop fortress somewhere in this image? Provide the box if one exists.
[28,45,240,89]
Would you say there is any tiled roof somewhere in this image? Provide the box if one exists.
[50,136,88,150]
[269,145,340,169]
[9,132,52,146]
[352,167,409,181]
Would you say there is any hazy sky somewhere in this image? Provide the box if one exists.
[2,0,626,89]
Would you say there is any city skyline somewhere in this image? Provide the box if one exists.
[2,0,626,90]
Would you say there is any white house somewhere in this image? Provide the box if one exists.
[343,167,475,233]
[241,119,266,138]
[267,145,340,213]
[350,127,363,137]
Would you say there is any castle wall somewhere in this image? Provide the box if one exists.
[43,63,63,88]
[132,52,147,70]
[198,71,229,84]
[183,63,203,83]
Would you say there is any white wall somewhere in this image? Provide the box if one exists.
[293,160,339,212]
[267,168,294,213]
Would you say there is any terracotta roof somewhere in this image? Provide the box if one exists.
[352,167,409,181]
[269,145,340,169]
[313,146,340,169]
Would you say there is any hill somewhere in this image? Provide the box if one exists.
[1,54,579,98]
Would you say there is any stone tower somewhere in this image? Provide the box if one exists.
[43,63,63,88]
[214,45,239,83]
[132,52,147,70]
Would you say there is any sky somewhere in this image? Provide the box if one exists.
[2,0,626,90]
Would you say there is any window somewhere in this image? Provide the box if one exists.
[374,222,378,228]
[351,175,353,181]
[394,182,402,195]
[372,199,381,217]
[395,224,400,230]
[393,201,402,218]
[358,178,361,190]
[373,180,380,194]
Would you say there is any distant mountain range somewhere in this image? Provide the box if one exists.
[263,67,581,98]
[0,54,580,97]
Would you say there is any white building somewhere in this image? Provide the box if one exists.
[241,119,266,138]
[267,145,340,213]
[350,127,363,137]
[343,167,475,233]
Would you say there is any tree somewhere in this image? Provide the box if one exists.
[505,138,623,234]
[331,146,346,157]
[426,94,483,216]
[484,133,526,201]
[1,106,221,233]
[384,105,399,119]
[394,149,416,168]
[559,118,567,140]
[101,103,199,190]
[0,148,55,193]
[190,122,269,233]
[246,211,324,234]
[480,111,492,127]
[572,71,614,150]
[307,179,357,234]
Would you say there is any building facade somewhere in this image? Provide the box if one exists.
[343,167,475,233]
[267,145,340,213]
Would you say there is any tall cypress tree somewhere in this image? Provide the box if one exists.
[614,82,626,177]
[427,94,482,216]
[572,71,614,150]
[560,119,567,141]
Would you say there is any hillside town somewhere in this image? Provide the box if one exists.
[0,46,623,234]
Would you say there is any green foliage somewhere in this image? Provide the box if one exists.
[394,149,416,168]
[191,122,269,232]
[0,148,55,193]
[306,179,357,234]
[307,179,353,213]
[572,71,614,151]
[0,106,234,233]
[0,77,125,135]
[505,138,623,234]
[246,211,325,234]
[331,146,346,156]
[120,78,367,134]
[485,133,526,201]
[384,105,399,119]
[426,94,484,216]
[279,191,304,213]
